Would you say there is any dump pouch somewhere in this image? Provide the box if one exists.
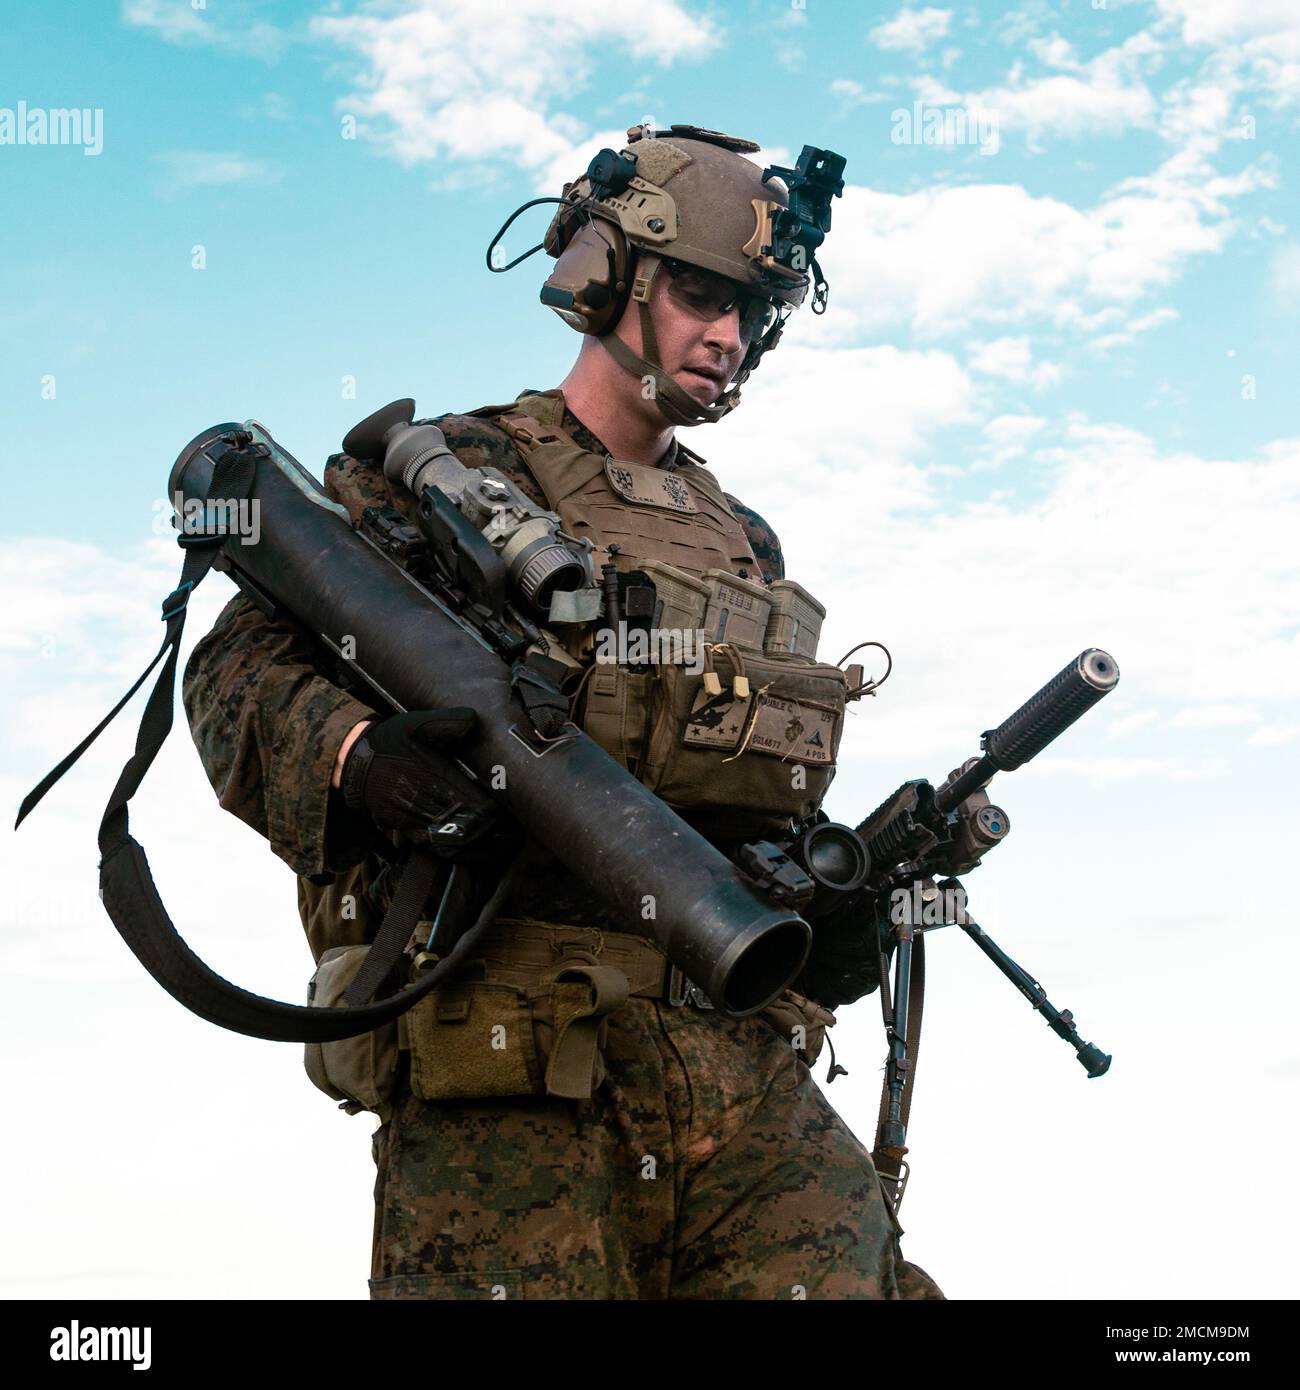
[304,945,402,1115]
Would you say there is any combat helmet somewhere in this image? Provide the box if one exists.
[488,124,846,426]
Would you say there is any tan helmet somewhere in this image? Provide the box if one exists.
[537,124,844,426]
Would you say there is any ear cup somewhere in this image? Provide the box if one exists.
[539,218,631,336]
[543,189,587,258]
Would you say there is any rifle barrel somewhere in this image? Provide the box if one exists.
[934,649,1119,813]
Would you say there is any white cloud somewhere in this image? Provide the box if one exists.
[1087,153,1276,302]
[1157,67,1246,160]
[1085,306,1179,354]
[258,92,292,122]
[1156,0,1300,109]
[1272,243,1300,306]
[870,7,952,55]
[155,150,284,193]
[309,0,719,172]
[703,404,1300,763]
[1170,703,1261,729]
[982,414,1047,446]
[830,79,885,108]
[1250,723,1300,746]
[814,151,1272,339]
[914,8,1295,165]
[712,342,976,515]
[1106,710,1159,738]
[1023,754,1210,784]
[124,0,210,44]
[123,0,284,59]
[968,336,1063,391]
[912,29,1164,147]
[979,413,1047,466]
[1156,0,1300,46]
[1026,35,1082,72]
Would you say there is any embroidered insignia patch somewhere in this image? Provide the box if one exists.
[605,458,699,513]
[744,694,838,764]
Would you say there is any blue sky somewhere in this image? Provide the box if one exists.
[2,0,1296,542]
[2,0,1298,1300]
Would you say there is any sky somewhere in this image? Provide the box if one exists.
[1,0,1298,1301]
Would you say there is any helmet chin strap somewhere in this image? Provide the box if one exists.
[598,262,743,427]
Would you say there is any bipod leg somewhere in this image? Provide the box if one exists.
[940,877,1111,1077]
[873,916,924,1213]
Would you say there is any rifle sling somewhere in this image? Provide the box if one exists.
[15,438,515,1043]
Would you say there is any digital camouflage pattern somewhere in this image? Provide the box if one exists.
[371,997,941,1299]
[182,587,380,879]
[181,387,943,1300]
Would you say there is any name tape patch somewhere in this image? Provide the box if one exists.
[683,689,838,764]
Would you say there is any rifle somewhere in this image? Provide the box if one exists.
[796,650,1120,1211]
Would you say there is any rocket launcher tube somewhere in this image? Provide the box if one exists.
[169,423,811,1016]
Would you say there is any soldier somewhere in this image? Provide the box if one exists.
[182,124,944,1300]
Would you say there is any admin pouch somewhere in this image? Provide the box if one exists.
[639,642,848,836]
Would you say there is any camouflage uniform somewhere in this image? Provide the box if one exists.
[182,390,944,1301]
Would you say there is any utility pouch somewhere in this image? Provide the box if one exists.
[757,988,837,1067]
[580,665,654,770]
[404,954,630,1103]
[639,644,848,829]
[304,945,401,1116]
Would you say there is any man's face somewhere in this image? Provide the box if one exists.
[613,255,780,407]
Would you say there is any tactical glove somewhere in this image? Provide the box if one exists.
[796,892,892,1010]
[339,708,517,860]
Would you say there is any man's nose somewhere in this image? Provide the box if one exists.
[703,306,744,356]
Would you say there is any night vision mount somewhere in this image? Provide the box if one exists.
[758,145,846,312]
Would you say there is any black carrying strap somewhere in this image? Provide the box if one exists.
[509,651,573,740]
[341,846,441,1008]
[15,437,517,1043]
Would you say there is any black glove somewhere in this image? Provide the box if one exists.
[339,708,517,860]
[796,894,893,1010]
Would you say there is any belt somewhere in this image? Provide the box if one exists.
[430,917,715,1009]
